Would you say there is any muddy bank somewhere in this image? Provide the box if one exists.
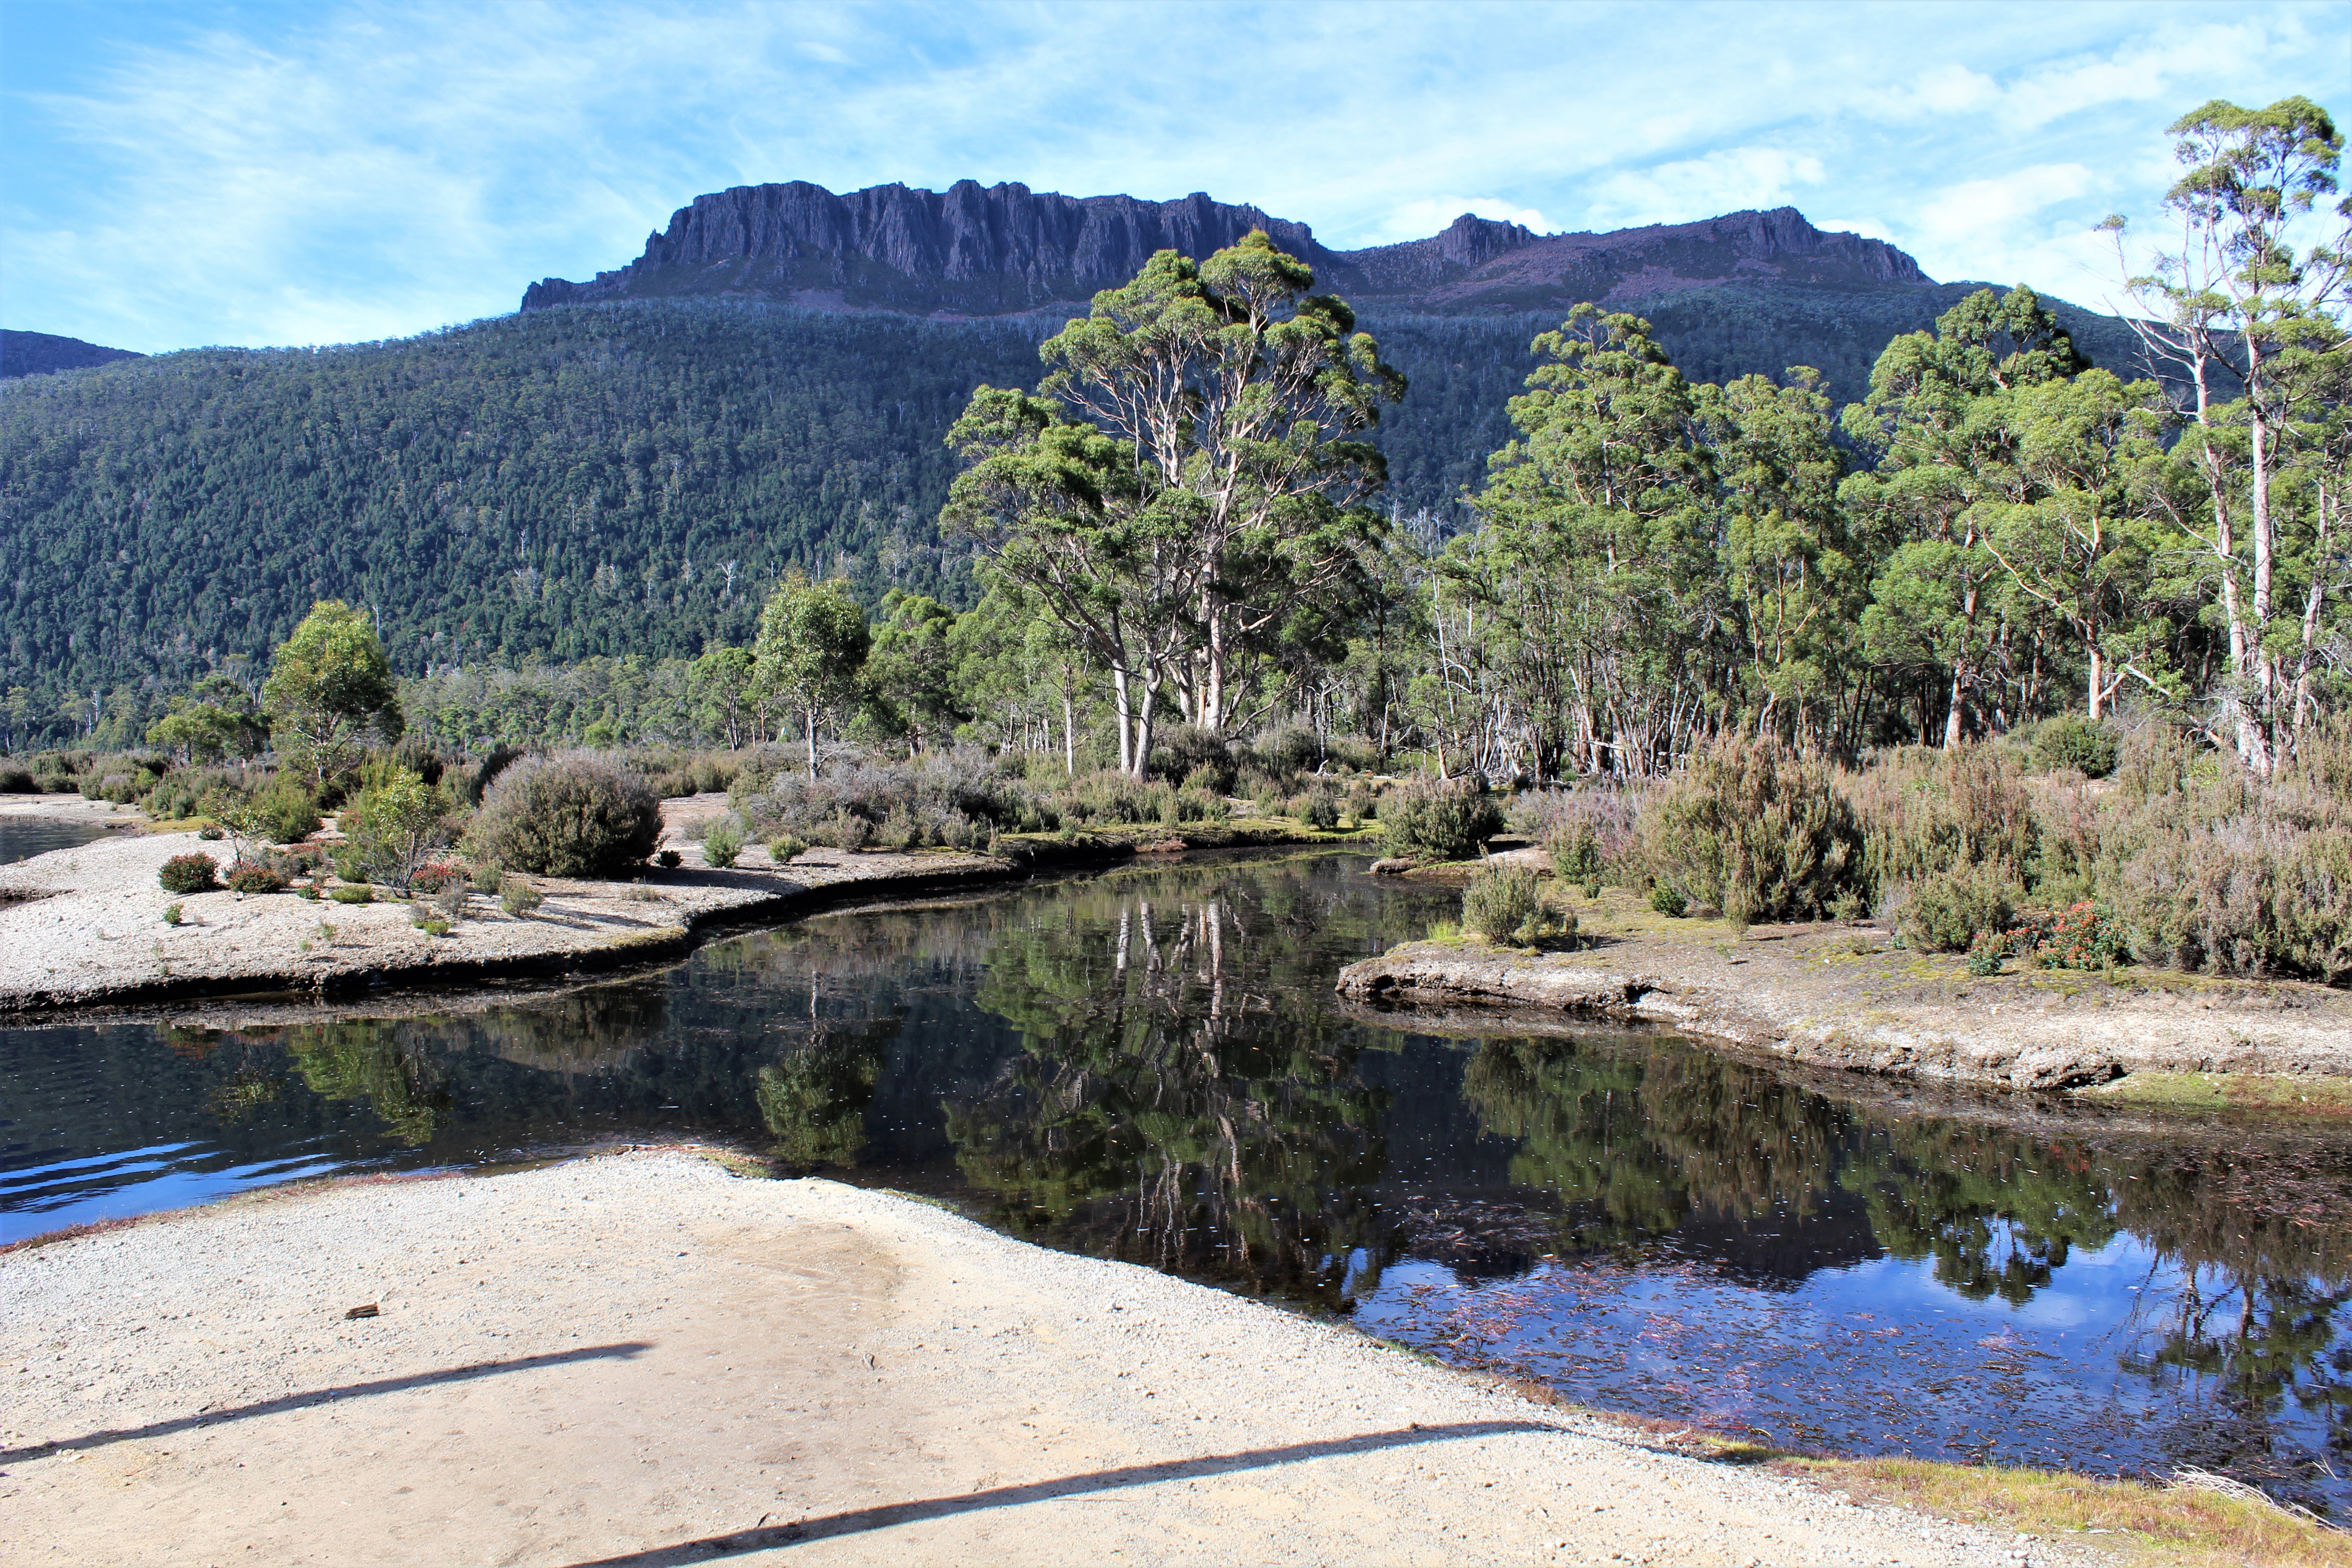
[1336,887,2352,1093]
[0,1149,2073,1567]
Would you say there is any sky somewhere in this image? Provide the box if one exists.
[3,0,2347,354]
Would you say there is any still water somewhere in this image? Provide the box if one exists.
[4,852,2347,1511]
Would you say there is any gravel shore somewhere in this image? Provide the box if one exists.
[0,795,1008,1014]
[0,1151,2086,1567]
[1337,898,2352,1093]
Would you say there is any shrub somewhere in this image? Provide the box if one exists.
[158,853,219,894]
[1895,864,2018,953]
[337,769,455,893]
[2030,714,2120,778]
[432,882,470,921]
[0,764,34,793]
[1381,777,1507,862]
[1254,724,1321,780]
[500,876,544,917]
[471,864,503,894]
[250,777,323,844]
[1851,744,2036,896]
[1649,881,1688,917]
[196,825,225,841]
[1463,865,1542,944]
[466,755,662,877]
[330,886,376,905]
[736,748,1031,846]
[1965,931,2007,977]
[656,848,682,868]
[1299,787,1341,830]
[161,902,183,925]
[767,834,807,864]
[2012,902,2128,970]
[1173,786,1228,824]
[407,861,466,893]
[223,861,286,894]
[1346,781,1377,823]
[1150,725,1235,791]
[1641,737,1861,926]
[407,902,452,936]
[702,820,744,868]
[296,882,321,901]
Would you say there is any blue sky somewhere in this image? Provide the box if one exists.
[4,0,2347,353]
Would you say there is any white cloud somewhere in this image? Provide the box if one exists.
[2,1,2342,349]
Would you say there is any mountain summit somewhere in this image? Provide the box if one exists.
[521,181,1934,318]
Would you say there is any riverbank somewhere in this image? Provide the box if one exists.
[1336,881,2352,1094]
[0,796,1368,1016]
[0,1147,2100,1568]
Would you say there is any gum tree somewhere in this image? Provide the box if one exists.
[261,600,403,788]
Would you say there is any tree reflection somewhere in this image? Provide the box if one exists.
[951,865,1396,1302]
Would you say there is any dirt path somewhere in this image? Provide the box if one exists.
[1339,877,2352,1093]
[0,1152,2083,1568]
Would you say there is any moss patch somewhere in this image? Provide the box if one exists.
[1787,1455,2352,1568]
[2083,1072,2352,1118]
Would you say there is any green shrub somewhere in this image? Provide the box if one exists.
[1965,931,2006,976]
[431,882,470,921]
[329,886,376,905]
[466,755,662,877]
[250,776,323,844]
[656,848,682,868]
[1346,781,1377,823]
[1173,786,1228,824]
[2030,714,2120,778]
[702,821,744,867]
[1298,788,1341,830]
[158,853,218,894]
[767,834,807,863]
[1150,725,1235,792]
[1895,865,2018,953]
[1382,777,1507,862]
[1463,864,1542,944]
[296,882,321,901]
[408,902,452,936]
[223,861,286,894]
[1649,880,1688,917]
[161,902,183,925]
[1852,744,2037,902]
[1549,821,1602,884]
[1640,737,1861,926]
[336,769,454,892]
[500,876,544,917]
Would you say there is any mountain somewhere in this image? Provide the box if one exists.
[523,179,1933,318]
[2,331,144,379]
[0,181,2145,713]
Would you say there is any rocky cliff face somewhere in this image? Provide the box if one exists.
[521,181,1937,318]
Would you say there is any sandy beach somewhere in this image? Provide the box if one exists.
[0,1150,2090,1568]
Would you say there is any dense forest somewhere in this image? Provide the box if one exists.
[0,270,2132,740]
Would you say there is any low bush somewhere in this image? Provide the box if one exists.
[2030,714,2120,778]
[1382,777,1507,862]
[737,749,1032,847]
[1965,931,2006,976]
[1346,781,1378,823]
[158,853,219,894]
[466,755,662,877]
[161,902,183,925]
[1463,864,1541,944]
[329,886,376,905]
[500,876,544,917]
[223,860,287,894]
[0,764,36,793]
[1641,737,1861,926]
[431,882,470,921]
[702,820,744,867]
[2011,902,2128,970]
[656,848,682,869]
[336,769,456,893]
[1894,865,2019,953]
[1150,725,1236,792]
[1298,787,1341,830]
[767,834,807,864]
[407,861,466,893]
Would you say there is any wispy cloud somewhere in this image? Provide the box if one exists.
[2,0,2343,350]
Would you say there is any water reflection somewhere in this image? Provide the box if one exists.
[3,853,2348,1509]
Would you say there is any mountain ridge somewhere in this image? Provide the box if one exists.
[521,180,1936,318]
[1,330,145,379]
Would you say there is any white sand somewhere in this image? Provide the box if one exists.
[0,1152,2090,1567]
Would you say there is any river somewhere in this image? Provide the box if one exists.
[3,850,2346,1513]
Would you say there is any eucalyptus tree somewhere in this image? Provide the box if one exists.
[752,572,871,774]
[1464,306,1719,776]
[262,600,404,788]
[2106,95,2351,774]
[1842,287,2089,743]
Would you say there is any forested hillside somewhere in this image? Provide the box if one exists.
[0,282,2139,721]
